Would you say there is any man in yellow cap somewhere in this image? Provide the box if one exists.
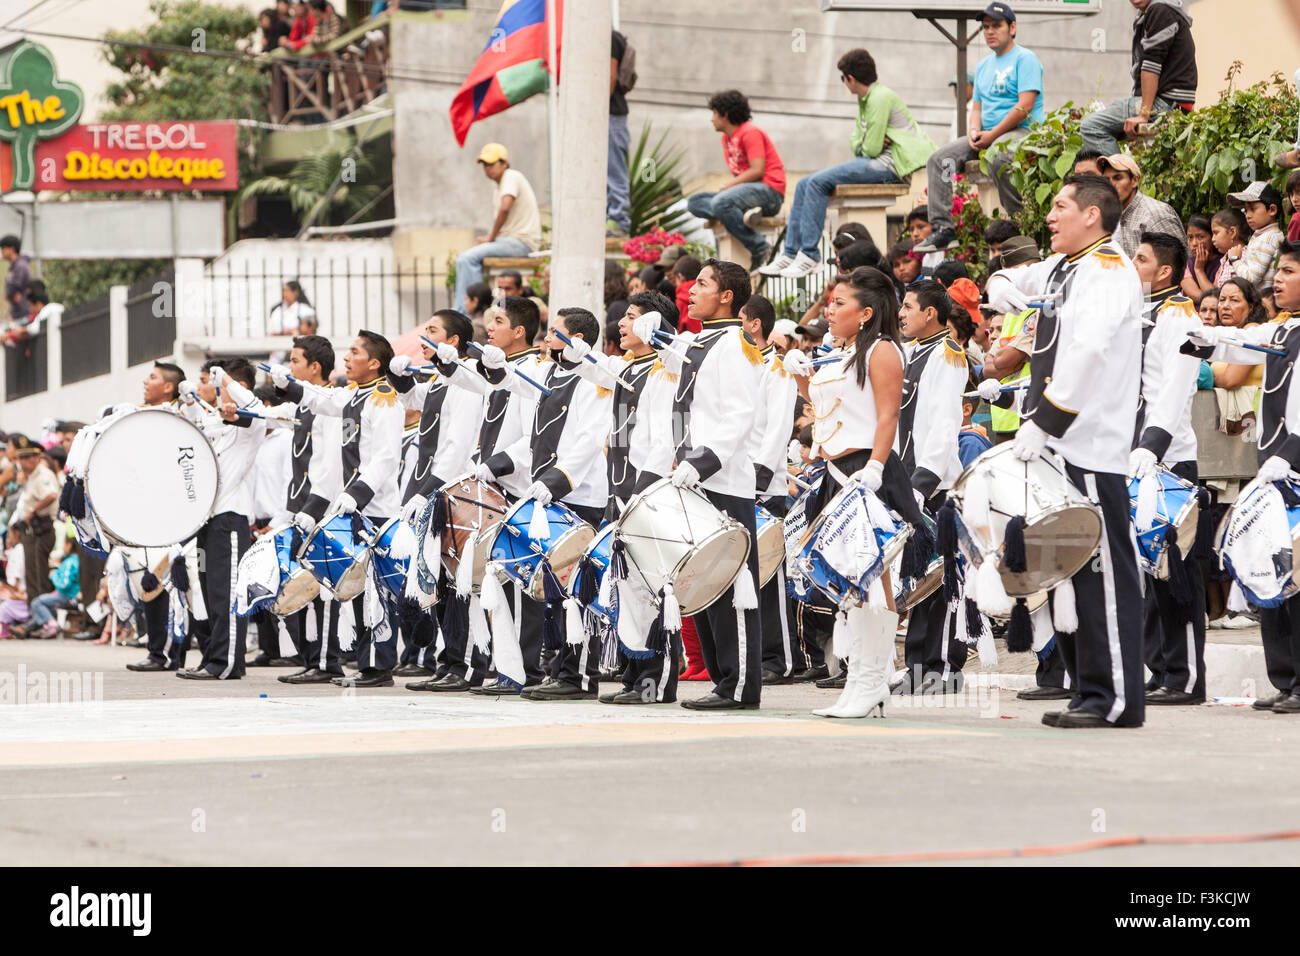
[454,143,541,310]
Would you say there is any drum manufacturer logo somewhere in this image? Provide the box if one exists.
[177,446,197,503]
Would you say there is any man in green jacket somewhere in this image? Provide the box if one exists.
[760,48,934,279]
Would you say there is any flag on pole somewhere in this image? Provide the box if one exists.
[449,0,564,147]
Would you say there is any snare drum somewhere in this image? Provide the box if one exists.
[369,518,436,608]
[614,478,750,616]
[235,533,282,617]
[892,514,944,612]
[298,514,371,602]
[949,443,1103,596]
[755,504,786,586]
[271,526,320,615]
[490,499,595,601]
[1127,468,1199,579]
[84,408,219,547]
[568,524,617,621]
[440,475,509,591]
[794,484,912,611]
[1216,477,1300,606]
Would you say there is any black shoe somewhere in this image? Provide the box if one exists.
[606,688,671,705]
[914,226,958,253]
[126,659,167,672]
[425,674,473,693]
[470,681,520,696]
[1253,692,1290,710]
[1145,687,1205,706]
[1272,693,1300,713]
[598,689,627,703]
[269,657,301,667]
[1053,708,1137,729]
[333,668,393,688]
[680,692,758,711]
[1017,685,1073,701]
[69,630,100,641]
[522,680,595,701]
[281,667,338,684]
[1041,709,1066,727]
[393,663,434,678]
[816,673,847,689]
[176,667,219,680]
[247,653,275,667]
[794,665,829,682]
[761,670,794,686]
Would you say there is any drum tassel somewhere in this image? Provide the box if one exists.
[1190,487,1213,561]
[564,597,585,647]
[1052,577,1078,634]
[963,596,983,647]
[1005,597,1032,653]
[454,529,476,599]
[732,567,758,611]
[1002,515,1028,573]
[937,499,960,603]
[1135,473,1160,532]
[541,567,568,649]
[140,569,160,594]
[610,537,629,580]
[169,554,189,594]
[528,499,551,545]
[467,593,492,654]
[901,515,936,583]
[481,565,525,688]
[973,557,1011,617]
[598,619,620,671]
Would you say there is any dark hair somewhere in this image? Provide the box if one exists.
[432,310,475,357]
[707,89,751,126]
[1186,213,1212,237]
[1278,238,1300,267]
[638,264,665,288]
[628,290,678,331]
[985,219,1021,245]
[219,357,257,390]
[282,279,311,309]
[742,294,776,338]
[887,239,915,265]
[701,257,751,315]
[26,279,47,306]
[253,382,279,405]
[557,306,600,346]
[59,420,85,434]
[1212,208,1252,244]
[604,259,629,306]
[1061,174,1123,233]
[1219,277,1268,325]
[464,281,492,316]
[905,205,929,227]
[153,361,185,399]
[356,329,394,373]
[836,48,878,85]
[1195,287,1220,309]
[1071,148,1106,170]
[833,222,874,249]
[291,334,335,378]
[842,266,901,387]
[908,278,952,326]
[932,259,970,287]
[947,303,977,345]
[501,295,541,345]
[672,255,702,280]
[498,269,525,292]
[0,235,20,253]
[836,238,884,272]
[1138,231,1189,287]
[655,277,677,298]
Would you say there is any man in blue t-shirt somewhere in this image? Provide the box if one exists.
[916,3,1043,253]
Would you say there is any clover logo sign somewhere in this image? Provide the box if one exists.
[0,42,83,192]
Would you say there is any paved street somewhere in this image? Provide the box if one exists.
[1,636,1296,866]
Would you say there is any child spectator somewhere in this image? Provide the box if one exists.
[1196,287,1220,326]
[985,218,1021,260]
[1182,213,1221,297]
[1287,171,1300,242]
[281,0,316,50]
[1227,182,1285,295]
[0,524,26,638]
[888,239,921,293]
[25,540,78,639]
[1210,208,1251,289]
[959,397,993,467]
[906,206,945,274]
[932,259,970,288]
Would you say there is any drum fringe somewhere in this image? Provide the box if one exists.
[541,566,568,650]
[1052,577,1078,634]
[973,557,1011,616]
[1005,598,1033,653]
[732,567,758,611]
[1002,516,1027,574]
[1190,487,1213,561]
[901,516,936,583]
[937,499,960,603]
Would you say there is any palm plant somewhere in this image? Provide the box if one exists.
[241,145,384,228]
[628,122,692,236]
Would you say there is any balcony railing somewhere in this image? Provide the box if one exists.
[267,19,390,125]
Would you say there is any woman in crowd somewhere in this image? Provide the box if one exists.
[269,280,316,335]
[1182,214,1222,297]
[1196,287,1220,326]
[462,281,492,343]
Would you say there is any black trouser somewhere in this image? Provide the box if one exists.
[194,511,251,678]
[1050,465,1145,726]
[399,614,438,670]
[1035,642,1068,689]
[440,584,492,682]
[1259,597,1300,696]
[78,547,105,606]
[691,490,762,704]
[622,636,681,701]
[1141,460,1206,698]
[298,596,342,674]
[351,514,396,673]
[144,592,185,669]
[758,497,806,677]
[550,502,607,690]
[903,490,967,684]
[21,519,53,600]
[794,601,830,669]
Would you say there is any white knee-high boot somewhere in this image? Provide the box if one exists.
[812,604,897,718]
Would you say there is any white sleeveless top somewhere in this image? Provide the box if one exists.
[809,338,903,460]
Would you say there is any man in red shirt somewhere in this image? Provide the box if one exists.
[685,90,786,275]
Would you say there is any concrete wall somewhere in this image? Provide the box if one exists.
[1188,0,1299,93]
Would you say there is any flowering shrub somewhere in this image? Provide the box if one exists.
[623,229,686,264]
[950,174,993,284]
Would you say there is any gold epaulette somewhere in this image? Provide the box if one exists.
[942,337,967,368]
[596,385,613,398]
[1093,246,1123,270]
[1162,295,1196,319]
[369,382,399,407]
[622,349,635,361]
[740,332,763,366]
[769,357,789,378]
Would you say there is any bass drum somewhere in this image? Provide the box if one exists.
[84,408,219,547]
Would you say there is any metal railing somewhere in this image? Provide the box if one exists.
[5,332,47,401]
[60,295,112,385]
[127,271,176,368]
[755,229,838,322]
[268,21,389,125]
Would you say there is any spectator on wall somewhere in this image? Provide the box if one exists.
[453,143,541,309]
[607,29,633,238]
[1,235,30,325]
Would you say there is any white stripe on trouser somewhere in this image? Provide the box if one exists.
[461,623,474,674]
[776,566,793,675]
[656,648,673,701]
[577,636,592,690]
[733,604,749,702]
[1183,621,1197,694]
[219,530,238,679]
[1085,475,1126,723]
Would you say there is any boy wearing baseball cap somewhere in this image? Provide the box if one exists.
[1227,181,1286,296]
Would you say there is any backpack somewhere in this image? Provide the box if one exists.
[614,31,637,94]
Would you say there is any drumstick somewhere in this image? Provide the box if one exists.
[235,409,300,426]
[963,382,1030,398]
[788,473,816,491]
[649,329,695,365]
[465,342,554,396]
[551,329,634,390]
[446,493,509,515]
[1184,330,1286,356]
[256,361,297,383]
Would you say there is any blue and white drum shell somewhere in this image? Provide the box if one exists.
[568,523,617,621]
[270,525,320,616]
[298,514,371,602]
[1127,468,1199,579]
[490,498,595,601]
[795,487,913,612]
[368,518,436,609]
[755,504,786,587]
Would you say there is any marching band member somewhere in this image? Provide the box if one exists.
[894,279,969,695]
[392,408,425,676]
[176,359,266,680]
[984,174,1146,729]
[484,307,613,700]
[635,258,766,711]
[1128,232,1206,706]
[268,331,404,688]
[1185,240,1300,713]
[784,266,925,719]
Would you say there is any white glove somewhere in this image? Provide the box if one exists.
[985,273,1031,314]
[525,480,553,506]
[787,438,803,466]
[332,492,358,516]
[389,354,413,376]
[479,344,506,369]
[1186,326,1223,348]
[292,511,316,534]
[178,380,198,405]
[401,493,427,525]
[1257,455,1292,484]
[1127,447,1158,480]
[976,378,1004,402]
[782,349,813,377]
[474,461,496,483]
[562,336,591,364]
[434,342,459,365]
[671,460,701,488]
[632,312,662,347]
[209,365,225,385]
[1012,420,1049,461]
[847,459,884,493]
[821,332,835,350]
[265,363,291,388]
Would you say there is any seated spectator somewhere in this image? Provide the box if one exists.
[984,218,1020,260]
[959,397,993,467]
[671,255,702,332]
[1070,148,1106,177]
[916,4,1043,253]
[1196,287,1219,325]
[1098,153,1184,258]
[1212,277,1272,433]
[1181,214,1221,297]
[1210,208,1251,288]
[269,280,315,335]
[1080,0,1196,157]
[0,523,26,639]
[23,539,78,640]
[1,234,30,326]
[832,221,875,251]
[308,0,343,46]
[260,7,290,52]
[281,0,316,51]
[463,281,491,343]
[762,48,932,277]
[932,259,970,288]
[906,206,945,273]
[888,239,922,293]
[686,90,786,274]
[494,268,549,327]
[453,144,541,309]
[1226,181,1286,295]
